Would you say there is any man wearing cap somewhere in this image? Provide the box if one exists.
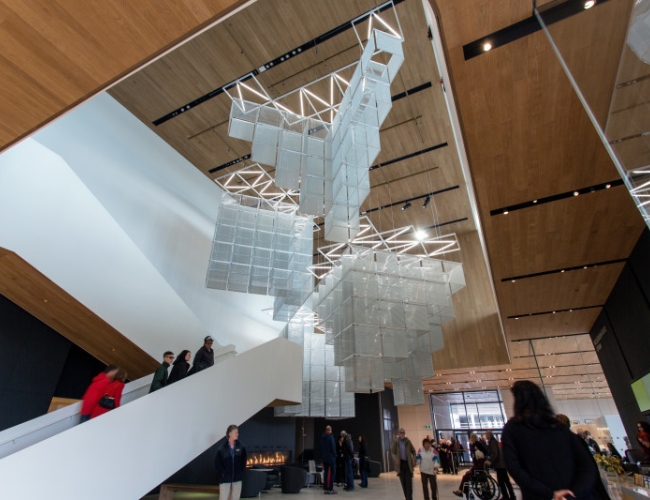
[391,428,417,500]
[190,336,215,374]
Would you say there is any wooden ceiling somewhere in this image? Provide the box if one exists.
[0,0,247,152]
[424,0,645,398]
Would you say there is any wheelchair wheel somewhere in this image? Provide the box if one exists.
[470,474,500,500]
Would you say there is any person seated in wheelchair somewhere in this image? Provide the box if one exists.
[452,450,486,497]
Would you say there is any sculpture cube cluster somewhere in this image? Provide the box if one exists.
[227,29,404,243]
[314,245,466,405]
[275,322,355,418]
[206,194,314,322]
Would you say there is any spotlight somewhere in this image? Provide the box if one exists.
[415,230,427,241]
[483,42,492,51]
[584,0,595,9]
[423,195,431,208]
[401,202,412,211]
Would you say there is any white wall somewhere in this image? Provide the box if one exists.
[0,138,235,359]
[32,93,281,352]
[0,337,302,500]
[397,395,435,449]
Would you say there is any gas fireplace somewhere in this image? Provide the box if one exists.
[246,450,292,468]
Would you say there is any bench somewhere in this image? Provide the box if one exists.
[158,483,220,500]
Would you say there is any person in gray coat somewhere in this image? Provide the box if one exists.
[485,430,514,500]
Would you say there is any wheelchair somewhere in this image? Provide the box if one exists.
[463,469,501,500]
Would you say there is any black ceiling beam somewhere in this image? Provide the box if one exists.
[507,304,603,320]
[489,179,624,216]
[153,0,405,126]
[501,257,627,282]
[463,0,611,60]
[361,185,459,215]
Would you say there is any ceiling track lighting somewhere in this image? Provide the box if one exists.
[422,195,431,208]
[402,202,412,211]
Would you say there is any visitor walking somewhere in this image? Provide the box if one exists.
[358,435,368,488]
[321,425,337,494]
[79,364,118,423]
[336,435,346,486]
[417,439,438,500]
[90,368,127,419]
[342,431,354,491]
[502,380,600,500]
[168,349,191,384]
[149,351,173,393]
[215,424,247,500]
[391,428,416,500]
[485,430,514,500]
[190,336,215,374]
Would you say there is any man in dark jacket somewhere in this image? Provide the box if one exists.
[191,336,215,374]
[321,425,337,494]
[342,432,355,491]
[215,424,247,500]
[485,430,514,500]
[149,351,173,393]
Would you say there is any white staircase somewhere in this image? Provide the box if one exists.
[0,338,302,500]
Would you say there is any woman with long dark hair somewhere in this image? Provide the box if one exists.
[167,349,191,384]
[502,380,602,500]
[358,435,369,488]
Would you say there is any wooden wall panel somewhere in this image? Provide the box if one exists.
[433,231,509,370]
[504,308,602,341]
[0,249,158,379]
[0,0,249,152]
[496,262,625,317]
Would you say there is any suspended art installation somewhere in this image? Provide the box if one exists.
[206,193,313,322]
[275,309,355,418]
[312,219,465,406]
[225,3,404,243]
[214,163,298,206]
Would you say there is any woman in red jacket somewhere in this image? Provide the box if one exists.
[91,369,127,419]
[79,365,118,423]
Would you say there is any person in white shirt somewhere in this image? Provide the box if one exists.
[417,439,439,500]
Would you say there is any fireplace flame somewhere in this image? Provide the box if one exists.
[246,451,290,467]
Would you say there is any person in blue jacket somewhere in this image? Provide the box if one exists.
[321,425,337,494]
[215,424,248,500]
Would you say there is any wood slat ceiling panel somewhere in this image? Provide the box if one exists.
[432,0,533,49]
[484,187,644,279]
[363,183,469,228]
[433,231,508,370]
[0,0,247,151]
[539,0,631,127]
[504,308,602,341]
[495,262,625,317]
[369,148,461,189]
[444,31,623,211]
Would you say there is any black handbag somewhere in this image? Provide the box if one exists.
[98,394,115,410]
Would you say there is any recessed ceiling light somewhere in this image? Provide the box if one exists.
[511,279,516,283]
[533,199,538,204]
[483,42,492,51]
[605,183,611,188]
[415,230,427,241]
[584,0,596,9]
[573,191,579,196]
[503,210,509,215]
